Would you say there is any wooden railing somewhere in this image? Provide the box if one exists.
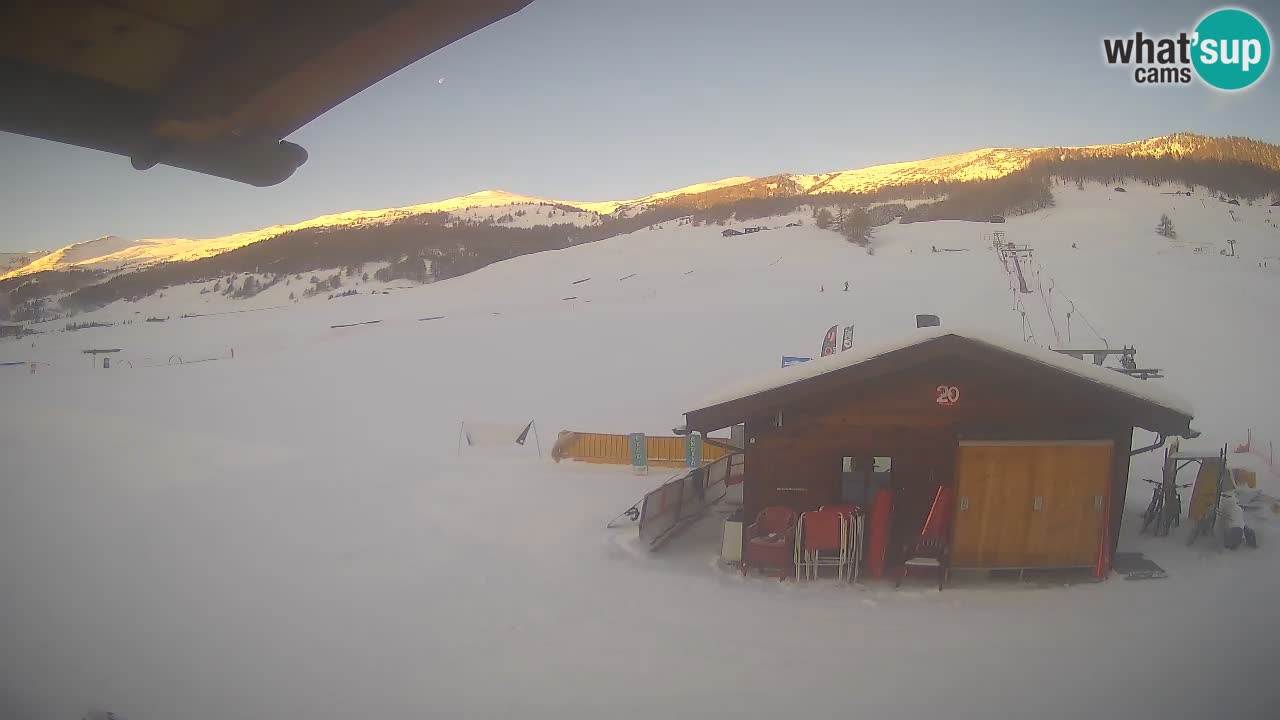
[638,452,742,550]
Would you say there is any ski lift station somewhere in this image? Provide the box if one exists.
[677,326,1195,584]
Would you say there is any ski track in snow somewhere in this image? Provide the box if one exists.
[2,183,1279,719]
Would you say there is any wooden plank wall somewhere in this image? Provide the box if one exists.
[552,431,731,468]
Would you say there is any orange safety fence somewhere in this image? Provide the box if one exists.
[551,430,731,468]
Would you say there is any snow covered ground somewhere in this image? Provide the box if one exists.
[2,182,1279,719]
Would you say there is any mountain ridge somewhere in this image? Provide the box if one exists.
[5,132,1278,281]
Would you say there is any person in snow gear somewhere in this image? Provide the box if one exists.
[843,281,849,291]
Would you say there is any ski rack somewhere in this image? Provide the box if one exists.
[1180,445,1230,547]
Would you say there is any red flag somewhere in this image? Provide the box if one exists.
[820,325,838,356]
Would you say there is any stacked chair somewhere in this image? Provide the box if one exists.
[794,505,867,581]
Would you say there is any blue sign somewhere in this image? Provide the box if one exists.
[685,432,703,467]
[782,356,813,368]
[628,433,647,473]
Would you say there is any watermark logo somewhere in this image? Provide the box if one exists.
[1103,7,1270,90]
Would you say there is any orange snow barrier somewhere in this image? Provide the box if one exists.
[551,431,731,468]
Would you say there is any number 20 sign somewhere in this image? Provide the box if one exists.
[935,385,961,406]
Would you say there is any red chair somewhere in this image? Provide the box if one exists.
[896,486,954,590]
[796,510,847,580]
[742,506,798,578]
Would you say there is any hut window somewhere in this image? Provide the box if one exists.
[841,456,893,507]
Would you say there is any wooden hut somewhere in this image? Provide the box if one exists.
[683,328,1194,579]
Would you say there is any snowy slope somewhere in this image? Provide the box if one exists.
[11,133,1268,281]
[2,182,1279,720]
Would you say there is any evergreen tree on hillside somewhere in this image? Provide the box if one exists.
[833,205,847,231]
[839,206,875,248]
[1156,213,1177,239]
[815,208,833,229]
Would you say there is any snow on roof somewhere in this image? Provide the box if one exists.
[691,326,1194,418]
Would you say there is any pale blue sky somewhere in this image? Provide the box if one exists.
[2,0,1278,252]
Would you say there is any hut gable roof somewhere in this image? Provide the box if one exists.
[685,328,1194,436]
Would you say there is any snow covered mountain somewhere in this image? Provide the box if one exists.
[1,250,50,272]
[792,147,1042,194]
[4,192,608,280]
[4,132,1277,281]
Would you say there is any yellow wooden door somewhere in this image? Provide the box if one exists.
[954,442,1112,569]
[1047,444,1111,566]
[949,447,990,566]
[952,445,1035,566]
